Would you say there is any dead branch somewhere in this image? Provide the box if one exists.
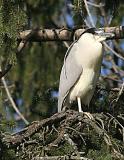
[18,26,124,42]
[1,110,124,159]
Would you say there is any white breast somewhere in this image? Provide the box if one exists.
[69,34,103,106]
[69,69,99,105]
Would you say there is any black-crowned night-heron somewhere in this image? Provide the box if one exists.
[58,28,114,116]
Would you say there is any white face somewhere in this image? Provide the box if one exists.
[82,33,106,43]
[79,32,107,46]
[94,35,106,42]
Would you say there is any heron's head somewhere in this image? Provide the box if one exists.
[83,28,115,42]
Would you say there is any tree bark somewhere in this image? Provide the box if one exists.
[18,26,124,42]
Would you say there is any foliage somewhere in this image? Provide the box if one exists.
[0,0,27,65]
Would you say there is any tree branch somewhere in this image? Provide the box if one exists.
[18,26,124,42]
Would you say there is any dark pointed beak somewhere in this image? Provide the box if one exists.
[95,29,115,40]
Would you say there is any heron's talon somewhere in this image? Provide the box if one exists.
[83,112,94,120]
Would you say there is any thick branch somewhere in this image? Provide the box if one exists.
[18,26,124,42]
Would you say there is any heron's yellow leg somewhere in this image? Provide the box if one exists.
[77,97,93,120]
[77,97,82,112]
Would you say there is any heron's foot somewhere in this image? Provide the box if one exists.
[84,112,94,120]
[79,111,94,120]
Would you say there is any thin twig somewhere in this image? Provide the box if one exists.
[63,41,69,48]
[107,113,124,142]
[103,42,124,61]
[113,40,124,58]
[0,67,29,125]
[64,133,80,157]
[83,0,95,27]
[17,41,27,54]
[116,81,124,102]
[102,76,122,83]
[87,1,104,8]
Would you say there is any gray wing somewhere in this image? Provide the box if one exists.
[58,41,83,112]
